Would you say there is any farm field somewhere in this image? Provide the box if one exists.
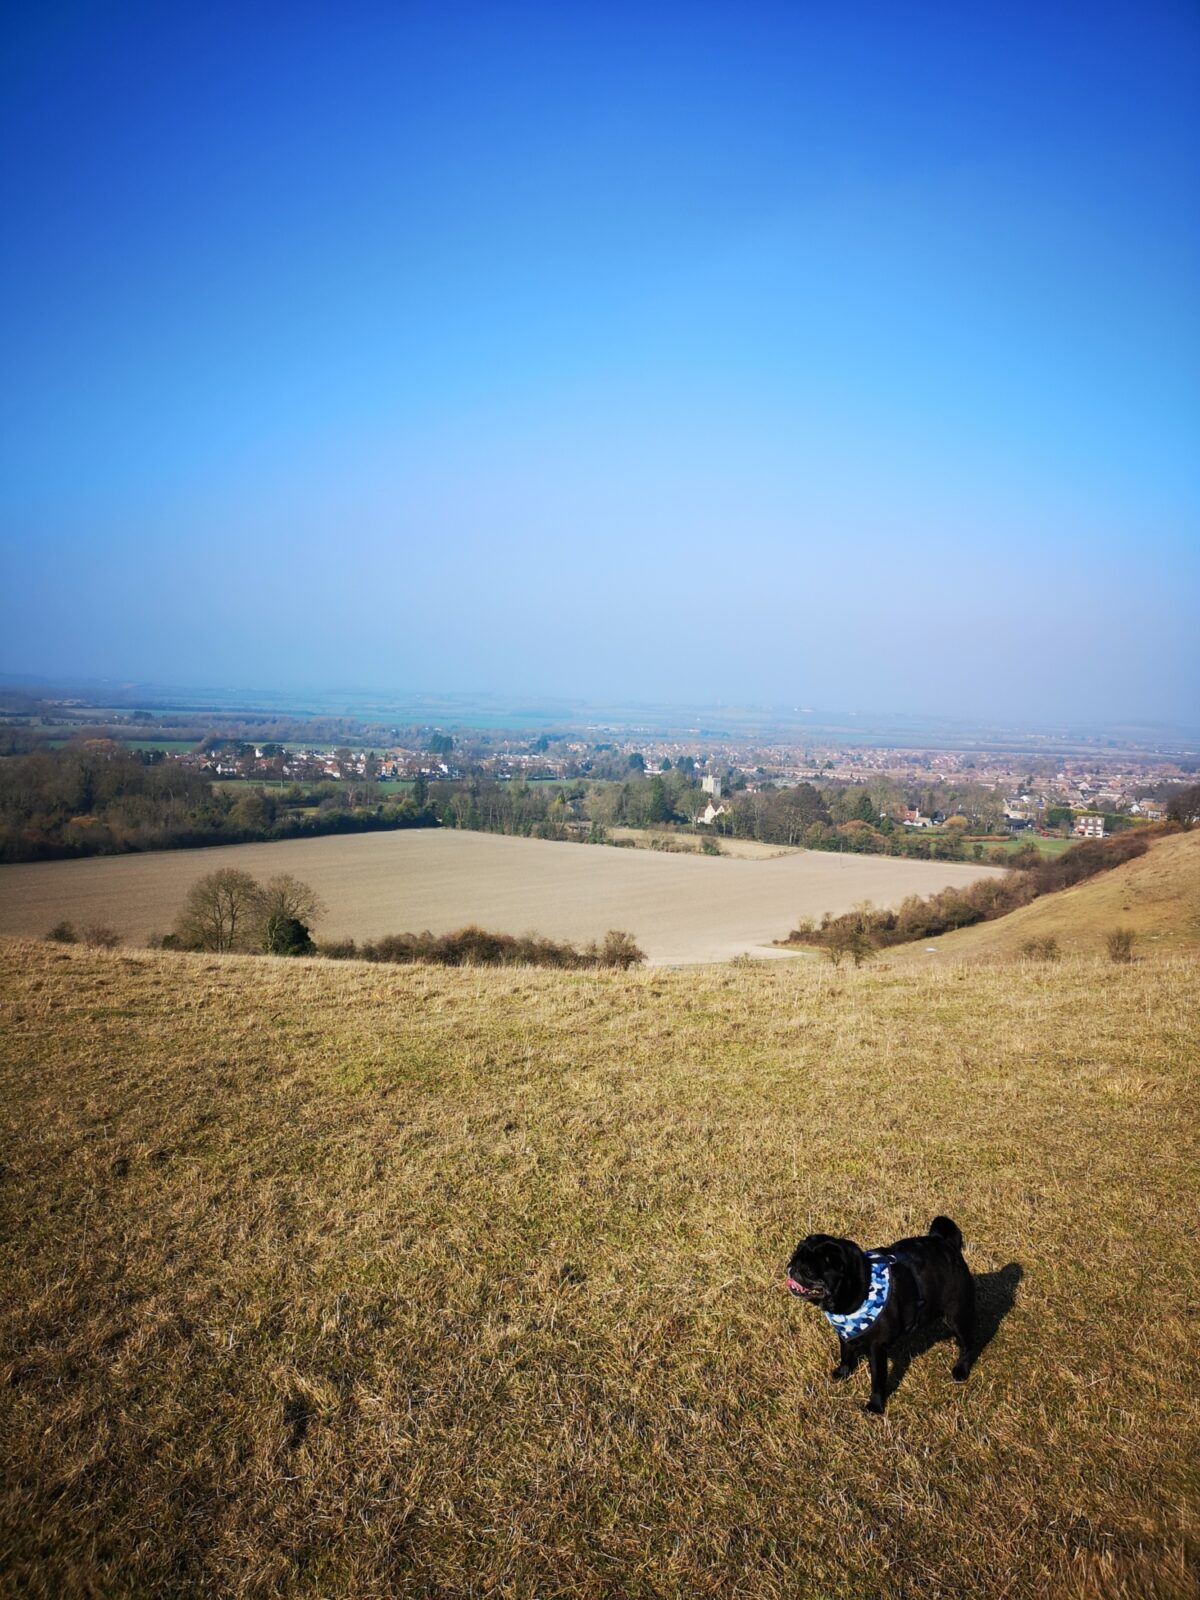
[0,938,1196,1598]
[607,826,800,859]
[0,829,1006,964]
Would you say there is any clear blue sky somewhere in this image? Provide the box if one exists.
[2,1,1197,725]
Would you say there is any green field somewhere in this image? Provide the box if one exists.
[44,737,199,753]
[991,833,1077,857]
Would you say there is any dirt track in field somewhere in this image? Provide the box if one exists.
[0,830,1006,964]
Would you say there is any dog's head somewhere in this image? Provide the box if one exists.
[787,1234,864,1310]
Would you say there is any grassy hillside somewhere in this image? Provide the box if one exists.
[1,939,1197,1599]
[887,828,1200,965]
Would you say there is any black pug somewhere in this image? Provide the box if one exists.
[787,1215,976,1415]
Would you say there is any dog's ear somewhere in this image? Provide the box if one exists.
[796,1232,835,1256]
[789,1233,832,1275]
[817,1237,861,1296]
[817,1241,846,1296]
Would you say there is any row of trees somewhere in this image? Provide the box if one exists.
[0,745,438,861]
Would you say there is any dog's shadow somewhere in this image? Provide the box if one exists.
[887,1262,1024,1396]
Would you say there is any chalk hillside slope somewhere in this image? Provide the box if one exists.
[887,826,1200,964]
[1,936,1197,1598]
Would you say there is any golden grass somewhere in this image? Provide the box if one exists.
[887,830,1200,966]
[1,937,1197,1598]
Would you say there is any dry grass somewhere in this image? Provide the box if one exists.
[887,830,1200,966]
[1,937,1197,1599]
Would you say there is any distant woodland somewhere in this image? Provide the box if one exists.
[3,743,1188,867]
[0,746,435,862]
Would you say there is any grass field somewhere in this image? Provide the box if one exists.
[44,738,199,753]
[990,833,1078,858]
[0,829,1005,964]
[1,938,1196,1598]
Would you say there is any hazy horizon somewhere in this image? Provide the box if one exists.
[2,3,1197,725]
[3,669,1197,750]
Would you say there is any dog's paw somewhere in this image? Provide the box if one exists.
[952,1360,971,1383]
[864,1397,885,1416]
[830,1363,853,1382]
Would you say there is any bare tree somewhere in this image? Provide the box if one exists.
[253,874,324,952]
[175,869,262,952]
[255,874,324,928]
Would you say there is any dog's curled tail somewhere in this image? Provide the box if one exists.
[929,1215,964,1252]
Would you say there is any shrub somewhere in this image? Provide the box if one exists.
[1105,927,1136,964]
[319,925,645,970]
[592,929,646,969]
[825,925,875,968]
[46,920,77,944]
[1019,936,1060,962]
[80,923,120,949]
[783,829,1155,956]
[700,838,722,856]
[262,915,315,956]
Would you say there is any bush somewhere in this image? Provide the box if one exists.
[80,923,120,949]
[1019,936,1060,962]
[591,929,646,969]
[783,829,1157,956]
[700,838,722,856]
[319,925,645,970]
[46,920,77,944]
[824,925,875,968]
[262,915,315,956]
[1105,927,1136,964]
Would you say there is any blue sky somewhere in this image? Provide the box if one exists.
[2,2,1197,724]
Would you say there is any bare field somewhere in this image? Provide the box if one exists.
[0,829,1006,963]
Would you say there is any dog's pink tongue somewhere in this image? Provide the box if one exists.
[788,1278,807,1294]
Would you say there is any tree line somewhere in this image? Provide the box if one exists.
[784,829,1159,955]
[9,742,1184,868]
[0,744,438,862]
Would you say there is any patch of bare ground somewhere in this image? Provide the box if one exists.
[1,937,1196,1597]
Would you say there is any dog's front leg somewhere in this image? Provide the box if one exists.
[865,1345,888,1415]
[831,1338,858,1381]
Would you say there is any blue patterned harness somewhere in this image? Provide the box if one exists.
[823,1251,893,1339]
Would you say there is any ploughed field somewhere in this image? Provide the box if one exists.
[0,828,1006,963]
[1,939,1196,1598]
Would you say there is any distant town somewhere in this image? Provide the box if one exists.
[172,730,1184,833]
[3,684,1196,864]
